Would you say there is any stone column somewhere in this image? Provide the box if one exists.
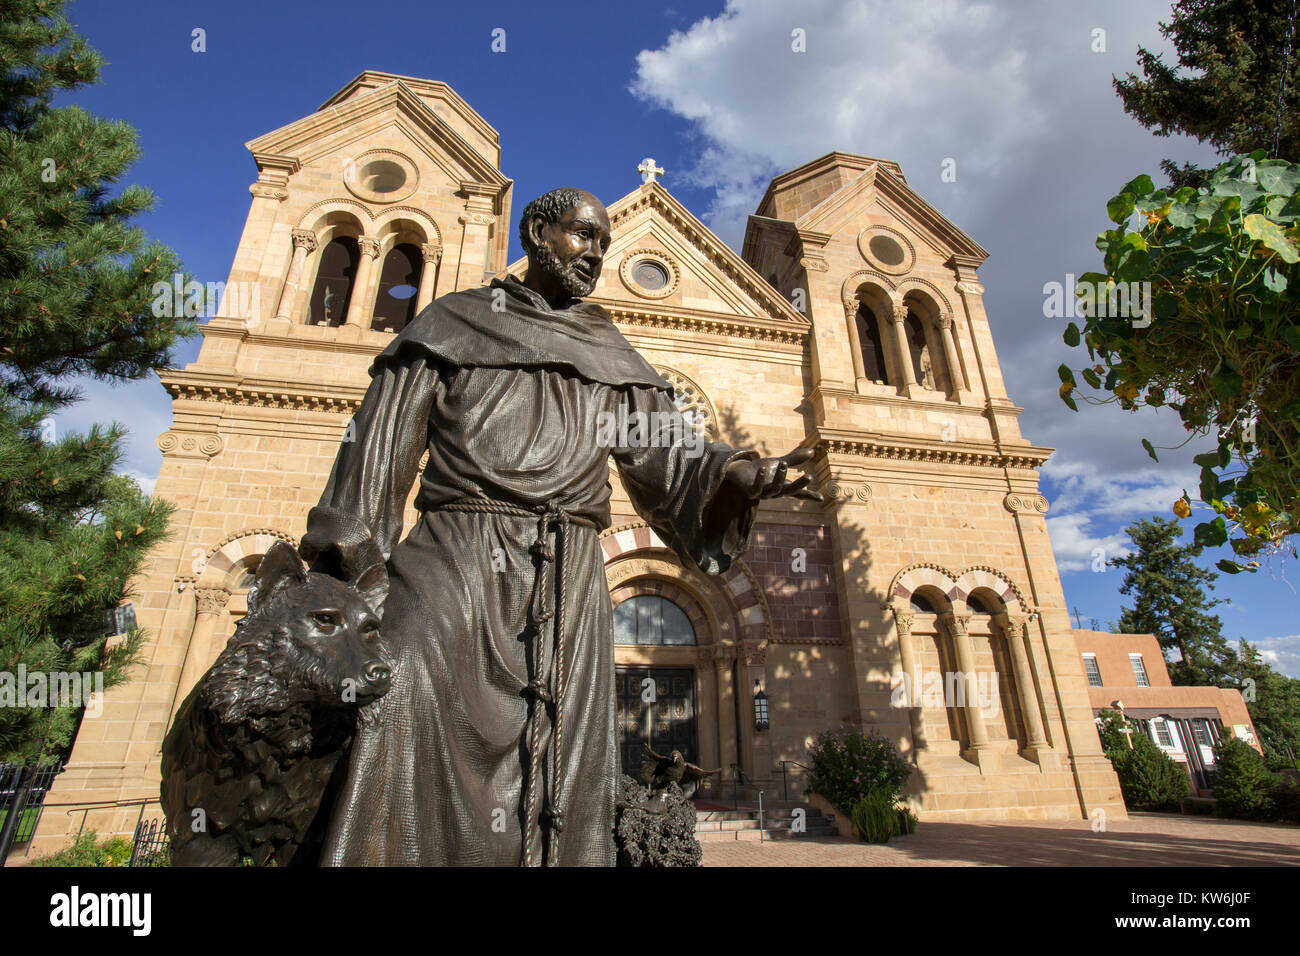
[843,300,867,382]
[344,237,382,328]
[891,304,917,387]
[274,229,317,321]
[738,640,770,789]
[937,312,966,392]
[168,587,230,728]
[1000,611,1052,765]
[892,605,926,755]
[695,647,721,793]
[713,643,739,794]
[942,611,997,771]
[416,243,442,313]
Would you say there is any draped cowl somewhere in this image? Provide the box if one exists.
[301,276,759,866]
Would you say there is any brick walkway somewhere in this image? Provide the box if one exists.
[701,813,1300,866]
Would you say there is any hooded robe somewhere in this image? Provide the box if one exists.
[302,275,758,866]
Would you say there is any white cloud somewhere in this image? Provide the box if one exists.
[1251,634,1300,679]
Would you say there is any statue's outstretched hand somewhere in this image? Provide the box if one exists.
[723,446,822,502]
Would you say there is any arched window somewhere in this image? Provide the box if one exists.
[909,591,938,614]
[309,236,360,327]
[904,311,930,387]
[613,595,696,645]
[855,303,890,384]
[371,242,422,333]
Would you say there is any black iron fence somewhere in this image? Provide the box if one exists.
[0,760,63,852]
[129,817,171,867]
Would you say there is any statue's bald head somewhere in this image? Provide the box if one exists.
[518,188,611,305]
[518,188,605,256]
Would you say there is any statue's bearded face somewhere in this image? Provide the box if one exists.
[529,197,611,298]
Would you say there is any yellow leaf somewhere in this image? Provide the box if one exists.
[114,529,122,540]
[1059,382,1074,397]
[51,477,59,486]
[1173,498,1191,519]
[134,525,144,535]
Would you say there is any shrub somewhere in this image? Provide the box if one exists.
[1105,733,1191,811]
[1271,776,1300,824]
[850,788,900,843]
[28,830,133,867]
[1214,736,1278,820]
[806,726,912,815]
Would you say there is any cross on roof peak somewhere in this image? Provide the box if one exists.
[637,157,665,184]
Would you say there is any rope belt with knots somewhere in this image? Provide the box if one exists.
[430,497,600,866]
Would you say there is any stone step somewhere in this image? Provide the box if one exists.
[695,818,761,832]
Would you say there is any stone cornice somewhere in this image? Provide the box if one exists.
[160,369,365,414]
[604,303,808,346]
[808,426,1052,471]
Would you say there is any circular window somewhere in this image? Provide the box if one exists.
[858,225,916,275]
[619,249,679,299]
[343,150,419,204]
[632,259,669,290]
[361,160,406,195]
[868,234,905,267]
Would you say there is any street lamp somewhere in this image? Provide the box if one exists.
[1113,699,1134,750]
[753,680,769,732]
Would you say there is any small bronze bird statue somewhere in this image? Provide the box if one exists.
[641,745,720,800]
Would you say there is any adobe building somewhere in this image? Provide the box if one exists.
[1073,629,1260,795]
[32,70,1126,854]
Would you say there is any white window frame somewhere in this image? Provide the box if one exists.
[1082,653,1102,687]
[1129,653,1150,687]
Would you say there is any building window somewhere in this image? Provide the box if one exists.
[309,236,359,326]
[1082,654,1102,687]
[1129,654,1150,687]
[855,304,890,384]
[613,595,696,646]
[372,242,422,333]
[904,311,929,386]
[1192,719,1212,748]
[1153,719,1174,748]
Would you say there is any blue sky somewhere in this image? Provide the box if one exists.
[52,0,1299,674]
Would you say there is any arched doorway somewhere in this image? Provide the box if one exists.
[613,594,700,777]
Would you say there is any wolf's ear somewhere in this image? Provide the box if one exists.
[351,561,389,618]
[250,541,306,613]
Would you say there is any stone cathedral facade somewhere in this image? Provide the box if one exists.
[36,71,1125,852]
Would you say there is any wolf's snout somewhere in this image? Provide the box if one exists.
[363,660,392,690]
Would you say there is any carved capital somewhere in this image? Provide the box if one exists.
[194,587,231,616]
[712,643,737,664]
[696,646,716,669]
[357,237,381,259]
[956,281,985,296]
[422,243,443,263]
[741,639,768,667]
[893,608,915,638]
[290,228,318,252]
[1002,611,1030,636]
[892,304,909,324]
[937,312,953,330]
[459,212,495,227]
[157,431,223,459]
[941,611,971,637]
[249,182,288,201]
[1004,493,1050,515]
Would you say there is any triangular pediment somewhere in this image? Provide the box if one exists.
[500,182,808,328]
[793,160,987,263]
[245,77,508,193]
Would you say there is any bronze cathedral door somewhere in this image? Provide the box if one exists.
[615,667,698,777]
